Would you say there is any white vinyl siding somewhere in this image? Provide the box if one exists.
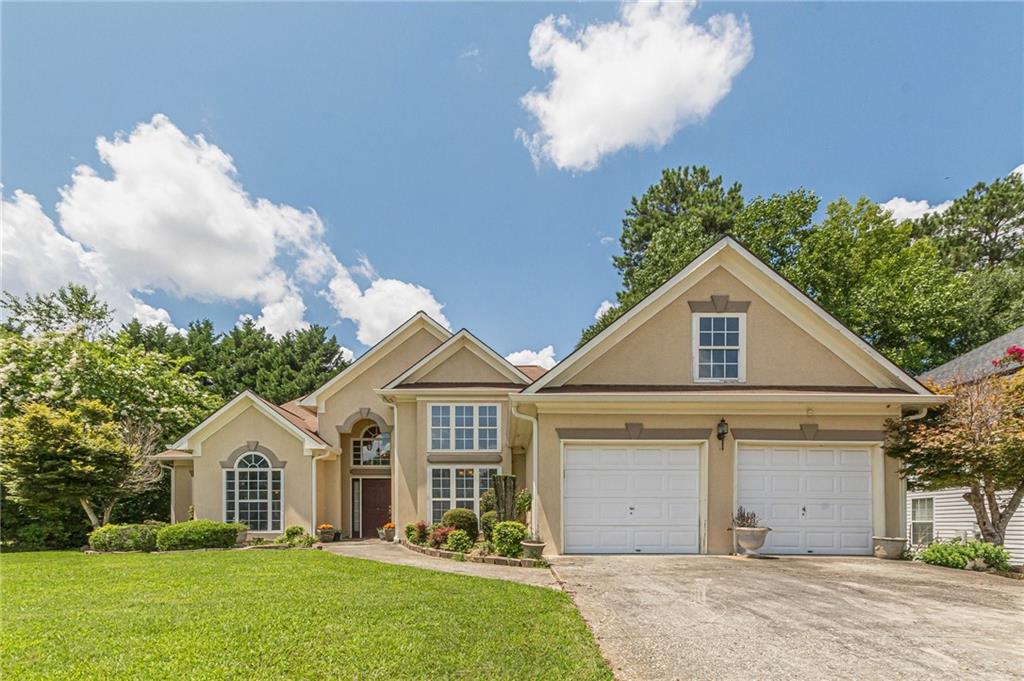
[906,488,1024,565]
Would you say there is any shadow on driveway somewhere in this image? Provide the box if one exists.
[552,555,1024,681]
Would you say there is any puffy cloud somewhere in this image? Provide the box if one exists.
[594,299,615,320]
[517,1,753,171]
[505,345,557,369]
[878,197,953,222]
[2,114,448,343]
[1012,163,1024,178]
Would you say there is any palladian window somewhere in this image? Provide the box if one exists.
[225,452,282,532]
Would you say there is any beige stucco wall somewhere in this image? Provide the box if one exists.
[171,461,193,522]
[564,266,872,387]
[531,407,902,555]
[191,405,311,534]
[414,346,513,384]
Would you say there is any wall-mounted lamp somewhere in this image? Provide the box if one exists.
[716,418,729,450]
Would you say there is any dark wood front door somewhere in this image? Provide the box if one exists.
[360,478,391,538]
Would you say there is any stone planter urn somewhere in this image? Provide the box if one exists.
[872,536,907,560]
[383,526,396,542]
[734,527,771,556]
[236,528,248,545]
[521,539,546,560]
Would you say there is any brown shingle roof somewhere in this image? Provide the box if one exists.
[515,365,550,382]
[249,393,329,446]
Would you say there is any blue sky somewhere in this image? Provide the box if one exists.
[3,2,1021,365]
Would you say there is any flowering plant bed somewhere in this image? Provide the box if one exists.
[400,539,546,568]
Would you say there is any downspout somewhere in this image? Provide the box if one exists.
[311,449,332,534]
[898,406,929,539]
[386,398,400,542]
[510,400,540,540]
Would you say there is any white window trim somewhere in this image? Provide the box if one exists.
[427,464,502,522]
[910,496,935,546]
[427,403,501,453]
[691,312,746,383]
[222,453,284,533]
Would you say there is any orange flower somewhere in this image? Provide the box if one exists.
[383,522,395,529]
[317,523,335,531]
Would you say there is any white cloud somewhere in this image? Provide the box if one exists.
[505,345,557,369]
[599,235,615,245]
[878,197,953,222]
[594,299,614,320]
[2,114,448,343]
[517,1,753,171]
[1011,163,1024,178]
[338,346,355,363]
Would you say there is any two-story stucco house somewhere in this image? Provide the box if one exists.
[156,238,943,555]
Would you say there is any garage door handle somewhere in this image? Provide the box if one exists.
[801,506,806,516]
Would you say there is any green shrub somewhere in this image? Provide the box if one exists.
[275,525,316,548]
[89,522,166,552]
[445,529,473,553]
[155,520,245,551]
[917,538,1011,572]
[405,520,429,545]
[492,520,529,558]
[479,488,496,514]
[515,489,532,519]
[441,508,479,540]
[480,510,498,541]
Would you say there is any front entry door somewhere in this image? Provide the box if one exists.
[360,478,391,538]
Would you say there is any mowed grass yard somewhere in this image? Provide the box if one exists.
[1,550,610,680]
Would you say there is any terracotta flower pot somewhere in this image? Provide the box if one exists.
[872,536,907,560]
[734,527,771,555]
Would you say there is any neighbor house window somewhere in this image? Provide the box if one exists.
[225,452,282,532]
[428,466,500,523]
[911,497,934,545]
[352,425,391,466]
[428,404,500,451]
[693,314,745,381]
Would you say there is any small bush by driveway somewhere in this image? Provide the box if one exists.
[553,555,1024,681]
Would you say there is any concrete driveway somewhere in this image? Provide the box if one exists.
[552,555,1024,681]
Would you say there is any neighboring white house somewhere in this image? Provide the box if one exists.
[907,326,1024,564]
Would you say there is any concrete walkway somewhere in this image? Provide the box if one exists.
[319,539,559,588]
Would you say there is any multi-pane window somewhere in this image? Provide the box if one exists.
[695,315,743,380]
[428,404,500,451]
[911,497,934,546]
[429,466,500,523]
[225,452,282,532]
[352,425,391,466]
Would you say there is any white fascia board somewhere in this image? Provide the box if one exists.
[299,312,451,408]
[382,329,530,390]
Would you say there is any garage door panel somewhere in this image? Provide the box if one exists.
[564,445,701,554]
[737,444,873,556]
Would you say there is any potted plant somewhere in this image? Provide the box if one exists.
[317,523,336,543]
[731,507,771,556]
[872,536,907,559]
[521,533,546,560]
[380,522,396,542]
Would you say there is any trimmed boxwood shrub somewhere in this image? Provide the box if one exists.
[89,522,166,552]
[441,508,479,540]
[917,538,1011,571]
[479,488,496,514]
[492,520,529,558]
[444,529,473,553]
[155,520,245,551]
[480,510,498,541]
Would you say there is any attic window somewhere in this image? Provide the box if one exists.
[693,314,745,382]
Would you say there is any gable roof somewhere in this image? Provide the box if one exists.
[298,311,451,408]
[524,236,931,397]
[381,328,532,390]
[919,326,1024,385]
[515,365,549,382]
[171,390,330,450]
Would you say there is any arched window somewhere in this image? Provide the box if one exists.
[225,452,283,532]
[352,424,391,466]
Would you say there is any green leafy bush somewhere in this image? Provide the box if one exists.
[492,520,529,558]
[441,508,479,540]
[275,525,315,547]
[89,522,166,552]
[480,511,498,541]
[916,538,1011,572]
[428,526,455,549]
[155,520,245,551]
[405,521,430,545]
[445,529,473,553]
[515,489,532,519]
[479,488,496,514]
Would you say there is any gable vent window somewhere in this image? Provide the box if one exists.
[693,314,745,381]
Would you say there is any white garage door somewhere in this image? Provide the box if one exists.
[737,444,873,555]
[563,445,701,554]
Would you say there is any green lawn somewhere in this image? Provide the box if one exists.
[1,550,610,680]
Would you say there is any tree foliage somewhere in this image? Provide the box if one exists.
[886,360,1024,546]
